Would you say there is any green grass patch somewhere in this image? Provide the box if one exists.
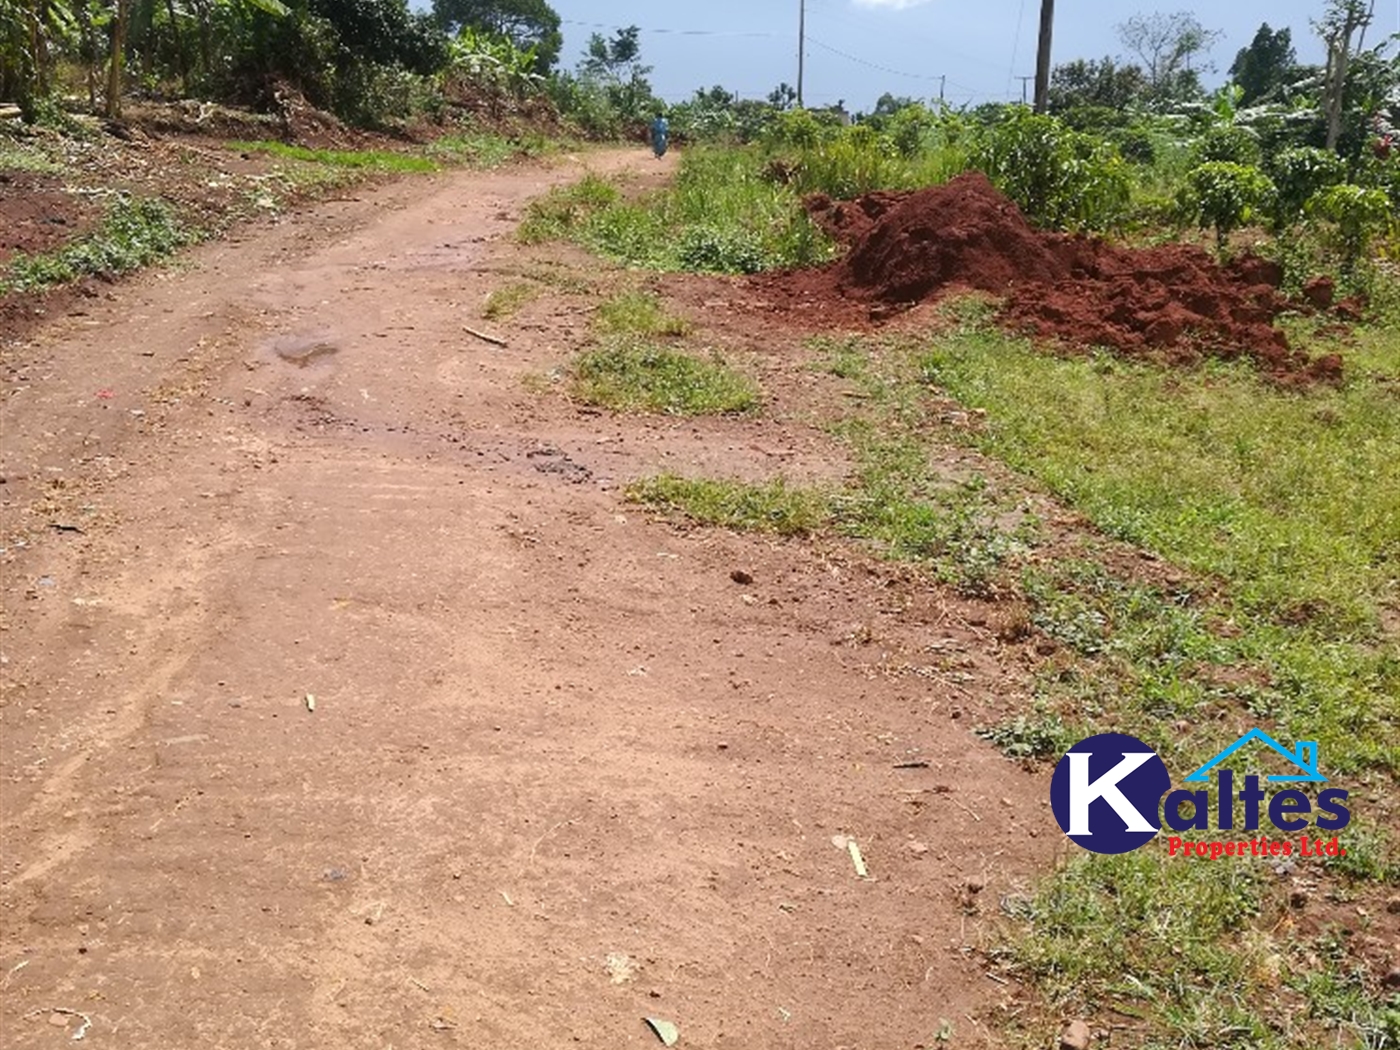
[1,196,192,294]
[518,148,834,273]
[918,310,1400,640]
[482,281,538,321]
[594,291,690,337]
[228,141,438,173]
[627,475,829,536]
[573,341,759,415]
[0,142,63,174]
[425,131,551,168]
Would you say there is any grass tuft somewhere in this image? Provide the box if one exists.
[594,290,690,337]
[228,141,438,173]
[627,475,829,536]
[573,341,759,416]
[482,281,538,321]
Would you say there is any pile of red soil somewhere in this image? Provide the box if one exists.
[780,173,1340,382]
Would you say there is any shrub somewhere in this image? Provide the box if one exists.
[1306,184,1393,272]
[1191,124,1263,167]
[968,108,1132,231]
[1179,162,1276,250]
[1269,147,1346,230]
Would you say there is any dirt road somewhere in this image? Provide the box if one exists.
[1,150,1053,1048]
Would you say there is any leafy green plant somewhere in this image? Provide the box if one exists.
[1191,123,1263,167]
[1269,147,1346,229]
[1306,183,1393,272]
[968,108,1132,231]
[1180,161,1276,250]
[2,196,192,293]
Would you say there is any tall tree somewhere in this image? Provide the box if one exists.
[1116,10,1220,103]
[1315,0,1375,149]
[431,0,560,71]
[1048,57,1148,113]
[1230,23,1297,104]
[579,25,653,123]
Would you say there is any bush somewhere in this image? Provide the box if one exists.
[1180,162,1275,250]
[1306,184,1393,272]
[1269,147,1346,230]
[1191,124,1263,167]
[968,108,1132,231]
[676,226,767,273]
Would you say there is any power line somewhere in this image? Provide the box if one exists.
[558,18,779,39]
[805,35,945,84]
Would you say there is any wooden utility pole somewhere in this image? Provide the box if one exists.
[1016,75,1034,104]
[797,0,806,108]
[1033,0,1054,113]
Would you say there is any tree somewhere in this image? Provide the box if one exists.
[1315,0,1375,149]
[1048,57,1148,113]
[577,25,655,125]
[767,82,797,111]
[430,0,560,72]
[581,24,642,82]
[1116,10,1221,104]
[1230,23,1298,105]
[1181,161,1275,250]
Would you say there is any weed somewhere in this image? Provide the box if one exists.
[976,705,1079,760]
[519,149,834,273]
[627,475,830,536]
[0,142,62,173]
[426,131,553,168]
[482,281,538,321]
[518,174,621,244]
[228,141,438,173]
[594,291,690,337]
[2,196,192,294]
[573,341,759,416]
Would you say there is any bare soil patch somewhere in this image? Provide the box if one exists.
[0,150,1056,1049]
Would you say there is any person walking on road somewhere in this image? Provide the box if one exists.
[650,111,670,159]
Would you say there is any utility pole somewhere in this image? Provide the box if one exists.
[797,0,806,108]
[1033,0,1054,113]
[938,75,946,102]
[1016,75,1034,105]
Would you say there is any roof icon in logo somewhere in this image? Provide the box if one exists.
[1183,728,1326,784]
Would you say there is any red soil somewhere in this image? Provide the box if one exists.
[774,173,1339,383]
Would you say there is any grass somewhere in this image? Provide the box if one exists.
[228,141,438,173]
[917,322,1400,640]
[518,148,834,273]
[572,341,759,416]
[482,281,538,321]
[627,475,829,536]
[594,290,690,337]
[626,302,1400,1049]
[425,131,553,168]
[1,196,192,294]
[0,142,63,174]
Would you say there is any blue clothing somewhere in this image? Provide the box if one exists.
[651,117,669,158]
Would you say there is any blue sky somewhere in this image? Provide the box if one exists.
[537,1,1400,111]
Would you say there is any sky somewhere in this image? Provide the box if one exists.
[538,1,1400,111]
